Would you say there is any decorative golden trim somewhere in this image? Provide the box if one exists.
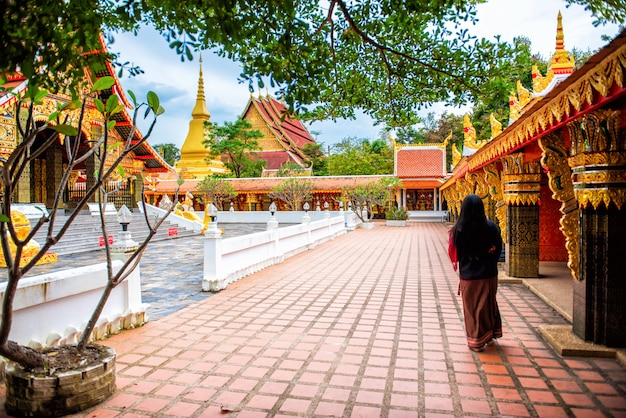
[490,114,502,138]
[484,163,507,243]
[533,64,555,93]
[468,42,626,171]
[567,109,626,210]
[538,132,580,280]
[502,154,541,206]
[464,114,489,150]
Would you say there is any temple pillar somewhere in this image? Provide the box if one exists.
[45,143,63,209]
[567,109,626,347]
[85,152,98,205]
[132,174,144,209]
[502,153,541,278]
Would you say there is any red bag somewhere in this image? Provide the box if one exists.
[448,230,458,272]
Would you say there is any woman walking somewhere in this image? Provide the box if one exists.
[448,194,503,352]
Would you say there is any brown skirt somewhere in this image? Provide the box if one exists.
[459,276,502,348]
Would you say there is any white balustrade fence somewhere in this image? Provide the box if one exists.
[203,215,347,291]
[0,260,148,349]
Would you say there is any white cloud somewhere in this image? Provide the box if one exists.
[111,1,620,149]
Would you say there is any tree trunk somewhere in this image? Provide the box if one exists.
[0,341,46,369]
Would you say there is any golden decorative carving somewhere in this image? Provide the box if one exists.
[463,114,489,150]
[489,113,502,138]
[532,64,555,93]
[0,211,57,268]
[517,81,532,108]
[502,154,541,206]
[452,143,462,168]
[538,132,579,280]
[509,92,520,122]
[549,12,576,76]
[467,42,626,171]
[484,163,507,242]
[567,109,626,210]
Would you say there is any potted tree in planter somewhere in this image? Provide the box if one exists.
[385,205,409,226]
[0,77,179,416]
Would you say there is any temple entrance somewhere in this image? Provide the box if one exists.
[29,125,63,208]
[406,189,435,211]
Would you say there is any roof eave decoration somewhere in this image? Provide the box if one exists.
[468,32,626,173]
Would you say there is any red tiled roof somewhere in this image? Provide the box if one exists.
[247,95,315,157]
[395,148,445,178]
[401,180,444,189]
[258,150,299,170]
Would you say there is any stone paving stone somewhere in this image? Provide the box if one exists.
[0,222,624,417]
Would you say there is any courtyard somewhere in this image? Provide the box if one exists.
[1,222,623,417]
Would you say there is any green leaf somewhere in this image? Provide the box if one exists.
[94,98,105,114]
[107,120,116,130]
[111,104,125,115]
[0,214,10,223]
[128,90,137,106]
[105,94,119,113]
[31,88,48,103]
[147,91,159,112]
[177,178,185,186]
[107,141,123,151]
[156,105,165,116]
[51,124,78,136]
[92,76,115,92]
[117,165,125,178]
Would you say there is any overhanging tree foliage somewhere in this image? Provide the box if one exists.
[2,1,622,125]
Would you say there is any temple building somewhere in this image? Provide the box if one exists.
[241,94,316,176]
[393,141,447,211]
[441,15,626,349]
[0,36,170,212]
[175,61,316,180]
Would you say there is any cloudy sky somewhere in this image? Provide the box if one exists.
[111,0,621,150]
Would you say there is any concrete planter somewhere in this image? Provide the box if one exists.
[386,220,407,227]
[359,222,376,229]
[4,345,116,417]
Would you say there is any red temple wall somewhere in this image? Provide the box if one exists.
[539,184,568,262]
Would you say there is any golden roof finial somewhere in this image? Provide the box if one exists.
[517,80,531,108]
[490,114,502,138]
[548,11,575,75]
[442,131,452,147]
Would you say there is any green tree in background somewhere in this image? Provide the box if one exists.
[270,178,313,211]
[195,177,237,210]
[301,143,328,176]
[152,143,180,166]
[329,137,393,176]
[204,118,265,178]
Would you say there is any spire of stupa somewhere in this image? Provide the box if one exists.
[191,55,210,119]
[548,11,575,75]
[176,55,227,177]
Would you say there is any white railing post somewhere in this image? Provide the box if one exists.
[203,221,224,292]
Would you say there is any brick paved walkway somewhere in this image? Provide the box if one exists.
[2,222,625,417]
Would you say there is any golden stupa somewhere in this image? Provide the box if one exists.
[175,57,227,179]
